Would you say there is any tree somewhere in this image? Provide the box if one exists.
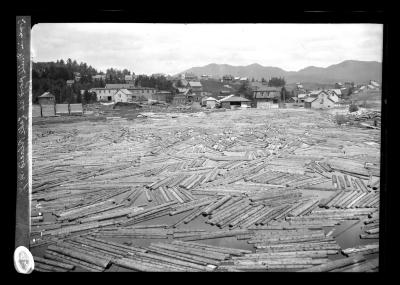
[251,77,255,82]
[238,81,253,101]
[268,77,286,87]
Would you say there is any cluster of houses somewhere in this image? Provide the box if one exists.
[352,80,381,94]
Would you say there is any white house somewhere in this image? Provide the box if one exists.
[205,97,217,108]
[114,89,133,103]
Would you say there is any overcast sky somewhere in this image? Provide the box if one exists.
[31,23,383,75]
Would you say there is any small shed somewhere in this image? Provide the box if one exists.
[219,96,251,109]
[38,92,55,105]
[205,97,217,109]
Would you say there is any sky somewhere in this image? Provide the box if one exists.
[31,23,383,75]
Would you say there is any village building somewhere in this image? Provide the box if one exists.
[304,90,336,109]
[66,80,75,87]
[113,89,133,103]
[253,86,282,109]
[201,74,211,80]
[124,75,135,83]
[73,72,81,82]
[91,85,157,102]
[38,92,56,105]
[93,74,106,81]
[172,94,188,105]
[297,93,308,103]
[91,88,118,102]
[204,97,217,108]
[152,91,172,103]
[129,87,157,100]
[222,75,234,83]
[188,81,203,95]
[219,95,251,109]
[187,93,204,104]
[326,90,341,102]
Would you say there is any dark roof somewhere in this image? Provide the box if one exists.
[254,91,281,99]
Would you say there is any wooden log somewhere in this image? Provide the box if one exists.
[172,207,200,228]
[44,250,104,272]
[202,195,232,215]
[168,187,185,203]
[180,229,249,241]
[47,244,110,268]
[217,205,254,228]
[345,192,368,208]
[229,205,264,227]
[341,191,364,208]
[183,205,207,224]
[319,191,341,208]
[299,255,366,272]
[325,191,346,208]
[149,243,226,262]
[33,256,75,270]
[340,258,379,272]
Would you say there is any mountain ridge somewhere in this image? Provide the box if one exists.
[178,60,382,84]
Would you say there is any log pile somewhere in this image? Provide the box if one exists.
[31,107,381,271]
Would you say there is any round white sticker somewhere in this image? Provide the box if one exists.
[13,246,34,274]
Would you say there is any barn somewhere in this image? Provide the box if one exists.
[253,87,281,109]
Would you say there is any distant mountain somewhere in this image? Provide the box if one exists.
[178,60,382,84]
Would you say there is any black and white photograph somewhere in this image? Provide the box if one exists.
[15,17,386,273]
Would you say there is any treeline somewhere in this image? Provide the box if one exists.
[33,59,106,104]
[134,75,174,91]
[32,59,175,104]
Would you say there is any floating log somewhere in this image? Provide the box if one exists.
[299,255,366,272]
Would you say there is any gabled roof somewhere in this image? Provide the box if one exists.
[304,97,317,103]
[39,92,55,98]
[220,95,250,102]
[117,89,133,95]
[309,90,322,95]
[330,89,342,95]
